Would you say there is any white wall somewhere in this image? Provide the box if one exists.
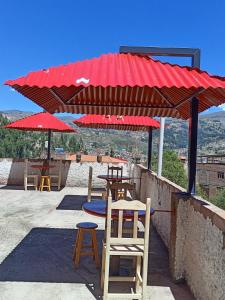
[0,158,128,187]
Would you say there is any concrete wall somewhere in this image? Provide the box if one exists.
[133,164,225,300]
[133,164,184,248]
[0,158,128,187]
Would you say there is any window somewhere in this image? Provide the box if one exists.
[217,172,224,179]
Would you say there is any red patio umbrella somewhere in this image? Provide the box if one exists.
[74,115,160,131]
[5,52,225,193]
[4,112,77,159]
[74,114,160,168]
[5,53,225,119]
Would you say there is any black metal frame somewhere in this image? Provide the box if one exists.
[47,129,51,160]
[147,128,153,169]
[120,46,201,193]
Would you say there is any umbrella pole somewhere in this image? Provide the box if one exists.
[147,128,153,170]
[47,129,51,160]
[157,117,165,176]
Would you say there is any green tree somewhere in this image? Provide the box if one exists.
[210,189,225,210]
[152,150,188,189]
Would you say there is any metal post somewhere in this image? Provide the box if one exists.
[157,117,165,176]
[187,97,199,194]
[147,128,153,170]
[47,129,51,160]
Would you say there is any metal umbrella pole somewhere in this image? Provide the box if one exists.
[47,129,52,160]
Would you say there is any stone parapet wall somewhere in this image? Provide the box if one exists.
[172,193,225,300]
[133,164,184,248]
[133,164,225,300]
[0,158,128,187]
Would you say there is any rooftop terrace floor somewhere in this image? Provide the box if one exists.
[0,186,195,300]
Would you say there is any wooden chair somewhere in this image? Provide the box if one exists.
[24,159,39,191]
[107,165,123,178]
[87,166,106,202]
[49,160,62,190]
[73,222,99,268]
[101,197,151,299]
[109,182,136,201]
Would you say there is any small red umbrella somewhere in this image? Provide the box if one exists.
[74,114,160,168]
[4,112,77,159]
[74,115,160,131]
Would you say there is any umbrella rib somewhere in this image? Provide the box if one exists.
[174,88,205,109]
[64,87,86,104]
[153,87,174,107]
[49,88,65,106]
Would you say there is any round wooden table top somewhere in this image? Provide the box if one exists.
[83,200,154,220]
[98,175,131,182]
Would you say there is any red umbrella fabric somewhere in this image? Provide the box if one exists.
[4,112,77,160]
[5,53,225,119]
[4,112,76,132]
[74,115,160,131]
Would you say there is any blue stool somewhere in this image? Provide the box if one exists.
[73,222,99,268]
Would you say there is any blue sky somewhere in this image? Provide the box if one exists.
[1,0,225,113]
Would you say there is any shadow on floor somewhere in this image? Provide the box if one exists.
[149,227,195,300]
[0,185,25,190]
[0,227,103,299]
[0,185,65,192]
[56,195,102,210]
[0,226,195,300]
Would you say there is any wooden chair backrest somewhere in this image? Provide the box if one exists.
[110,182,135,200]
[107,165,123,178]
[105,197,151,249]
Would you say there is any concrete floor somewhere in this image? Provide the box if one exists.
[0,186,195,300]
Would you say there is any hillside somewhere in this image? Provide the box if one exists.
[1,109,225,160]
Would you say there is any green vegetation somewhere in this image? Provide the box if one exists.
[0,114,83,158]
[210,189,225,210]
[152,150,188,189]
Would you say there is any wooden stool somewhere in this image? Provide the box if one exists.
[73,222,99,268]
[39,176,51,192]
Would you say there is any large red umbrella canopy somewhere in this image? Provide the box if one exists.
[5,53,225,119]
[74,115,160,131]
[4,112,76,132]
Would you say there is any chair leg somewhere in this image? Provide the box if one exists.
[57,177,61,191]
[40,177,44,191]
[101,244,106,289]
[91,229,99,268]
[47,177,51,192]
[135,256,141,294]
[24,177,27,191]
[142,256,148,300]
[35,177,38,191]
[74,229,83,267]
[73,229,80,261]
[103,251,110,300]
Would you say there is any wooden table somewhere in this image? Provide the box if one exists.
[83,200,155,219]
[83,200,154,275]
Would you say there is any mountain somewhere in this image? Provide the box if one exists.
[0,110,34,121]
[1,109,225,157]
